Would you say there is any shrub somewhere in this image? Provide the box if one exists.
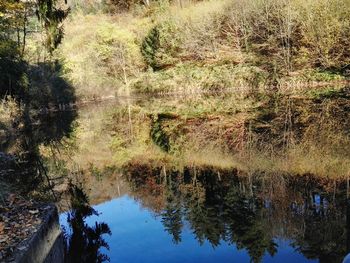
[296,0,350,69]
[95,23,144,84]
[223,0,350,72]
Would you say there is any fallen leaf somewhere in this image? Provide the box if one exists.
[7,194,16,206]
[0,237,8,243]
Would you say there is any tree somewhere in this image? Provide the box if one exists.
[0,0,69,99]
[36,0,70,53]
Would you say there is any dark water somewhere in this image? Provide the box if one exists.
[2,92,350,263]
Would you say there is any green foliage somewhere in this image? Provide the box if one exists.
[141,26,161,70]
[141,21,181,70]
[309,86,349,100]
[36,0,70,53]
[95,23,143,83]
[302,70,345,82]
[0,0,70,105]
[0,0,29,99]
[150,114,170,152]
[59,15,144,99]
[0,96,22,137]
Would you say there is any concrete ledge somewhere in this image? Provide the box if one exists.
[9,205,64,263]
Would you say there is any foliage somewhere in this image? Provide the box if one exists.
[94,22,144,84]
[0,96,22,134]
[132,63,268,94]
[0,0,70,107]
[150,114,170,152]
[36,0,70,53]
[27,61,76,108]
[141,20,181,70]
[296,0,350,69]
[59,14,144,99]
[105,0,145,11]
[58,0,350,97]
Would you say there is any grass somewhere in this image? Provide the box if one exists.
[131,63,268,94]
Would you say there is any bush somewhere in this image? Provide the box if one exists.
[296,0,350,69]
[223,0,350,72]
[95,22,144,83]
[27,61,76,108]
[131,63,268,94]
[60,0,350,97]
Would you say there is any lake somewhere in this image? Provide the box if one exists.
[2,90,350,262]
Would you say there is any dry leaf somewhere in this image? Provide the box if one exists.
[8,194,16,206]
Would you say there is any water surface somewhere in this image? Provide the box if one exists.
[2,91,350,263]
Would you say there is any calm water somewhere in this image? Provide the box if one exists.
[2,91,350,262]
[59,166,350,263]
[60,195,319,263]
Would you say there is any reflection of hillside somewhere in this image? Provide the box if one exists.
[105,90,350,179]
[80,172,131,206]
[41,91,350,201]
[124,165,350,263]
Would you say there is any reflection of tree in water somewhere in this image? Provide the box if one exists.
[126,166,350,263]
[182,175,225,247]
[290,191,348,263]
[0,62,77,196]
[161,192,183,244]
[223,186,277,262]
[182,172,276,261]
[64,183,111,263]
[0,108,77,196]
